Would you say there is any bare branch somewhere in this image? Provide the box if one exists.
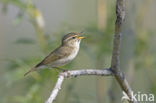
[45,75,64,103]
[45,69,113,103]
[111,0,137,103]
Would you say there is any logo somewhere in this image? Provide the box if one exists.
[122,91,155,102]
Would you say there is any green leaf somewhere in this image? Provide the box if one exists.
[14,38,35,44]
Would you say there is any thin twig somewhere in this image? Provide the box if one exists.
[45,69,113,103]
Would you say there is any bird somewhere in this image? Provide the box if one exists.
[24,32,85,76]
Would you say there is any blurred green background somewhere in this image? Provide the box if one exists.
[0,0,156,103]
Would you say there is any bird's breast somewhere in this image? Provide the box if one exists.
[68,46,79,60]
[60,46,79,64]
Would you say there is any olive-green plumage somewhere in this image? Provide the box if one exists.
[24,32,84,76]
[36,46,74,67]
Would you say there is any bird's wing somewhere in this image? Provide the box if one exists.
[35,46,73,67]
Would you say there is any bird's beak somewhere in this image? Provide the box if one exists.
[77,36,85,40]
[77,31,85,39]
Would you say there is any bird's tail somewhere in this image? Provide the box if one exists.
[24,67,37,77]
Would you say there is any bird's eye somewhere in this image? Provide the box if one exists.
[72,37,76,39]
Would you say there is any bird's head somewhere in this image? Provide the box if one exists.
[62,32,85,47]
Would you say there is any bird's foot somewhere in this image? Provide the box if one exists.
[67,71,70,77]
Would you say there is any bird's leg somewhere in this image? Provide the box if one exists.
[55,67,67,72]
[54,67,70,77]
[53,67,60,73]
[57,67,71,77]
[53,67,67,72]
